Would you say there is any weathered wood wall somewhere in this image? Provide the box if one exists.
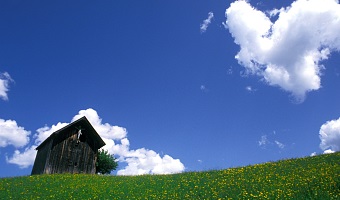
[31,140,52,175]
[44,129,97,174]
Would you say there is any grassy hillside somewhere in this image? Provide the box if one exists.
[1,152,339,199]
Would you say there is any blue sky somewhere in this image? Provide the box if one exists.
[1,0,340,177]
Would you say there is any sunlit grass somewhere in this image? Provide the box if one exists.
[1,152,339,199]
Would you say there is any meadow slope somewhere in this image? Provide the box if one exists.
[1,152,339,199]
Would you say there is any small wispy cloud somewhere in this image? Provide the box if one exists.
[0,72,14,101]
[200,85,209,92]
[258,135,268,147]
[200,12,214,33]
[258,131,286,150]
[227,66,233,75]
[245,86,257,92]
[274,140,285,149]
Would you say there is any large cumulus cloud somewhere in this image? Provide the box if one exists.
[225,0,340,102]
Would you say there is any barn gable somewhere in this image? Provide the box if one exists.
[31,116,105,175]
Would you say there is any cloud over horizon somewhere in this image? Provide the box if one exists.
[5,109,185,175]
[319,117,340,153]
[225,0,340,102]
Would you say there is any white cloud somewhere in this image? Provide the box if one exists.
[6,146,37,168]
[268,8,285,17]
[258,133,285,150]
[225,0,340,102]
[0,119,30,148]
[310,152,317,156]
[274,140,285,149]
[76,109,185,175]
[258,135,269,147]
[72,109,127,140]
[323,149,335,154]
[6,108,185,175]
[245,86,257,92]
[200,12,214,33]
[117,148,185,175]
[227,66,233,75]
[0,72,13,101]
[319,117,340,153]
[35,122,69,145]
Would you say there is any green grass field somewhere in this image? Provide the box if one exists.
[1,152,339,199]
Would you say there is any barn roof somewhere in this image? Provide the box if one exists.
[36,116,106,150]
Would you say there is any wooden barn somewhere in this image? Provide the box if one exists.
[31,116,105,175]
